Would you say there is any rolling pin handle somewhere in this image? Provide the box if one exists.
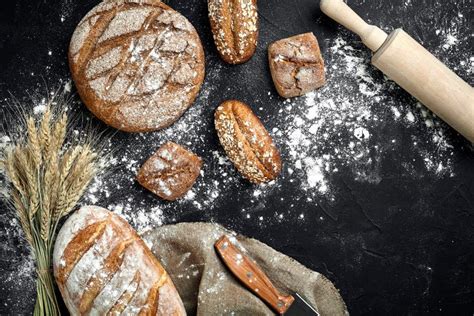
[320,0,388,51]
[321,0,474,142]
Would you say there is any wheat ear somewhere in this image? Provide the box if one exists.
[15,146,40,220]
[39,108,52,158]
[26,117,42,167]
[5,150,27,197]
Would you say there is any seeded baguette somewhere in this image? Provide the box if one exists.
[53,206,186,315]
[215,100,281,183]
[208,0,258,64]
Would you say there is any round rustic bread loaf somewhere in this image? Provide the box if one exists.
[69,0,205,132]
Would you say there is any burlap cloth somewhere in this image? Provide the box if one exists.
[143,222,348,315]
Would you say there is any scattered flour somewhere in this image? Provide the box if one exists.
[0,214,36,310]
[33,99,47,114]
[77,32,465,229]
[71,26,469,230]
[443,34,458,50]
[1,29,466,240]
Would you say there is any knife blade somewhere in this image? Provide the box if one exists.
[285,292,320,315]
[215,235,319,315]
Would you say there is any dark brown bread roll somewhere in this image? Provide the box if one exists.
[137,142,202,201]
[268,32,326,98]
[69,0,205,132]
[214,100,281,183]
[53,206,186,315]
[208,0,258,64]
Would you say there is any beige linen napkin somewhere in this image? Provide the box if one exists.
[144,222,348,315]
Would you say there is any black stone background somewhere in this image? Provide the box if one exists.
[0,0,473,315]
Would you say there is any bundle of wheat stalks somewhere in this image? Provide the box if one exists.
[2,102,103,315]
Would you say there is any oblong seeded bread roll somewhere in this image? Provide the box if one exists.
[215,100,281,183]
[69,0,205,132]
[208,0,258,64]
[53,206,186,315]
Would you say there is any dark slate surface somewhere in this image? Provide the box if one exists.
[0,0,473,315]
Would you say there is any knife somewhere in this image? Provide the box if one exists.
[215,235,320,315]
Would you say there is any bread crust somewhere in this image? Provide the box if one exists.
[268,32,325,98]
[53,206,186,315]
[208,0,258,64]
[69,0,205,132]
[214,100,281,183]
[137,142,202,201]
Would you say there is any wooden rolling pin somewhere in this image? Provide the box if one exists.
[320,0,474,143]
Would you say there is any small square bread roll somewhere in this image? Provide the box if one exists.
[268,32,326,98]
[137,142,202,201]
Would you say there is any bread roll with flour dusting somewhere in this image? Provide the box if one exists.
[208,0,258,64]
[53,206,186,315]
[268,33,325,98]
[215,100,282,183]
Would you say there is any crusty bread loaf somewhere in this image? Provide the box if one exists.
[53,206,186,315]
[137,142,202,201]
[268,32,325,98]
[214,100,281,183]
[69,0,205,132]
[208,0,258,64]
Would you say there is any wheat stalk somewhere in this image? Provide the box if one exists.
[27,117,42,167]
[39,109,51,154]
[15,147,40,219]
[5,151,26,197]
[12,189,34,245]
[2,97,105,316]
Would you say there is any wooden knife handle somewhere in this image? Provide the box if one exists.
[215,235,295,314]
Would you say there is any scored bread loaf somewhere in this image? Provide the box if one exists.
[137,142,202,201]
[215,100,281,183]
[268,32,326,98]
[69,0,205,132]
[208,0,258,64]
[53,206,186,315]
